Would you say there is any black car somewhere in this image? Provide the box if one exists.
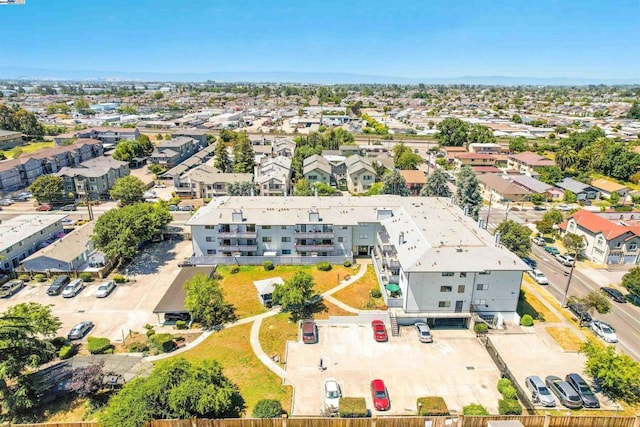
[164,312,190,322]
[567,300,592,323]
[545,375,583,409]
[600,287,627,303]
[565,373,599,408]
[521,257,537,269]
[47,275,71,296]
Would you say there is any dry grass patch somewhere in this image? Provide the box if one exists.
[520,278,560,323]
[259,313,298,365]
[546,327,584,352]
[178,322,292,416]
[314,300,357,319]
[0,140,54,158]
[333,266,387,310]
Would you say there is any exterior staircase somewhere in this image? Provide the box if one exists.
[390,312,400,337]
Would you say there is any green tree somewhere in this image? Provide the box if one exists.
[314,182,338,196]
[555,143,578,170]
[580,290,611,315]
[153,91,164,100]
[293,179,313,196]
[609,191,620,206]
[581,341,640,404]
[73,98,91,114]
[0,303,61,416]
[110,175,146,204]
[184,274,236,328]
[511,114,523,124]
[536,218,554,235]
[272,271,318,320]
[101,358,244,427]
[598,142,640,181]
[29,174,64,203]
[467,124,495,145]
[495,220,532,257]
[622,266,640,296]
[214,138,230,172]
[537,166,563,185]
[530,194,545,206]
[627,102,640,120]
[455,165,483,220]
[227,181,255,196]
[382,169,410,196]
[420,168,451,197]
[112,136,154,162]
[232,132,255,173]
[392,143,422,170]
[13,109,44,140]
[543,209,564,225]
[436,117,468,147]
[509,137,528,153]
[563,189,577,203]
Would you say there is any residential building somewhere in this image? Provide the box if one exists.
[399,170,426,196]
[173,128,210,146]
[506,152,555,176]
[272,138,296,158]
[150,136,199,168]
[555,178,599,200]
[57,157,129,199]
[0,130,23,150]
[561,209,640,265]
[0,214,66,272]
[303,155,332,185]
[53,127,140,146]
[339,145,362,157]
[175,162,253,198]
[478,174,532,203]
[20,222,108,275]
[467,143,508,155]
[186,196,527,326]
[453,153,498,169]
[345,155,376,194]
[509,175,553,197]
[162,144,216,180]
[590,178,630,199]
[255,156,292,196]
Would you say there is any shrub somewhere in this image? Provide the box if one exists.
[113,274,126,283]
[338,397,368,418]
[252,399,284,418]
[212,272,224,280]
[370,288,382,298]
[79,272,94,282]
[146,328,156,337]
[230,266,240,274]
[175,320,187,330]
[474,323,489,335]
[59,344,76,360]
[169,197,181,206]
[462,404,489,415]
[33,274,47,282]
[87,337,112,354]
[343,260,352,267]
[498,399,523,415]
[127,342,149,353]
[50,336,67,350]
[263,261,274,271]
[149,333,175,353]
[317,262,332,271]
[18,273,30,282]
[497,378,513,394]
[416,396,449,416]
[501,385,518,400]
[520,314,534,326]
[144,323,154,330]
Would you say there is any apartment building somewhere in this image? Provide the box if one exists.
[57,157,130,199]
[345,155,376,194]
[255,156,292,196]
[150,136,199,168]
[53,127,140,145]
[506,152,555,176]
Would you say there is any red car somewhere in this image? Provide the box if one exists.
[370,379,390,411]
[371,320,388,342]
[36,203,52,211]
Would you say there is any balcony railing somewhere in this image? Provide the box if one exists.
[217,231,258,238]
[217,245,258,252]
[295,230,334,238]
[294,244,335,252]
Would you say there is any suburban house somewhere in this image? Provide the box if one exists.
[150,136,199,168]
[590,178,630,200]
[20,222,109,276]
[345,155,376,194]
[0,130,23,150]
[173,128,210,146]
[272,138,296,158]
[0,214,66,272]
[339,145,362,157]
[255,156,292,196]
[509,175,560,200]
[303,155,332,185]
[399,170,426,196]
[186,196,527,327]
[0,139,103,192]
[161,144,216,180]
[561,209,640,265]
[467,143,508,155]
[57,157,130,200]
[174,162,253,199]
[453,153,498,169]
[478,174,532,203]
[506,152,555,176]
[53,127,140,146]
[555,177,600,201]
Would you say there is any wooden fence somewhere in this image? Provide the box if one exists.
[10,416,640,427]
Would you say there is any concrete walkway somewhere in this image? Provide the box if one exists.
[250,312,286,378]
[320,262,369,314]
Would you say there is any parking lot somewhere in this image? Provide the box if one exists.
[285,321,503,416]
[0,238,193,343]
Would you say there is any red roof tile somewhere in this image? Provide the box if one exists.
[569,209,640,240]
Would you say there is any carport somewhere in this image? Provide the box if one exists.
[153,265,216,323]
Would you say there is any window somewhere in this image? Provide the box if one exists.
[459,272,467,278]
[261,225,271,230]
[359,233,369,239]
[205,225,215,229]
[614,241,622,249]
[262,237,272,243]
[479,271,491,275]
[363,175,372,181]
[281,236,291,243]
[338,237,345,243]
[476,283,489,291]
[630,243,638,251]
[309,175,317,180]
[438,301,451,308]
[205,236,213,242]
[281,226,287,230]
[440,286,452,293]
[474,299,487,306]
[206,249,216,255]
[596,236,604,246]
[282,249,291,255]
[442,272,454,277]
[458,285,466,293]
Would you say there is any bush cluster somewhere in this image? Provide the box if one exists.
[462,403,489,415]
[338,397,368,418]
[146,328,156,337]
[33,274,47,282]
[263,261,274,271]
[127,341,149,353]
[370,288,382,298]
[18,273,30,282]
[79,272,94,282]
[175,320,187,330]
[474,323,489,335]
[317,262,332,271]
[343,260,352,267]
[252,399,284,418]
[149,333,175,353]
[113,274,127,283]
[520,314,534,326]
[497,378,522,415]
[416,396,449,416]
[87,337,113,354]
[230,266,240,274]
[59,344,76,360]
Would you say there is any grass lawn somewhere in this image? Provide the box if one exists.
[333,265,387,310]
[545,327,584,352]
[177,322,292,416]
[518,279,560,323]
[0,140,54,158]
[216,264,357,319]
[314,300,357,319]
[259,313,298,365]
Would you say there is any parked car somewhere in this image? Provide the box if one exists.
[371,320,388,342]
[154,183,166,188]
[521,257,537,269]
[567,301,592,323]
[370,379,390,411]
[47,274,71,296]
[557,204,571,211]
[0,199,14,206]
[36,203,52,211]
[169,204,179,211]
[527,269,549,285]
[76,219,89,225]
[555,254,574,267]
[61,279,84,298]
[532,236,546,246]
[164,312,190,322]
[68,321,94,340]
[600,286,627,303]
[414,322,433,343]
[323,378,342,413]
[95,280,116,298]
[525,375,556,407]
[590,320,618,343]
[179,204,195,211]
[544,246,560,255]
[301,319,317,344]
[545,375,583,409]
[60,204,77,211]
[565,373,599,408]
[0,280,24,298]
[61,218,77,226]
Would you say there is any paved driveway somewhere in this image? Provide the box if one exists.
[284,322,502,416]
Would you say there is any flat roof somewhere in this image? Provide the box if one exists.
[0,214,67,252]
[153,266,216,314]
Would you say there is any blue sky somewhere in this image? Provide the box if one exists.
[0,0,638,79]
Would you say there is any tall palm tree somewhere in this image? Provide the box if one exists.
[555,144,578,171]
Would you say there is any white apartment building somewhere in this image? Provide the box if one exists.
[0,215,66,272]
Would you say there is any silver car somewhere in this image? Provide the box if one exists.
[95,280,116,298]
[62,279,84,298]
[525,375,556,407]
[415,322,433,343]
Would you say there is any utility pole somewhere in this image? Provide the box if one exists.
[561,258,577,308]
[484,193,493,229]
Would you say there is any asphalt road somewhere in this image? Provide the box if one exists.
[528,244,640,361]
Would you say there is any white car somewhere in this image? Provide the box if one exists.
[590,320,618,343]
[557,204,571,211]
[528,269,549,285]
[323,378,342,413]
[555,254,574,267]
[95,280,116,298]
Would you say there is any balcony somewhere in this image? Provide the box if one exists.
[217,245,258,252]
[217,230,258,239]
[294,244,335,252]
[294,228,334,238]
